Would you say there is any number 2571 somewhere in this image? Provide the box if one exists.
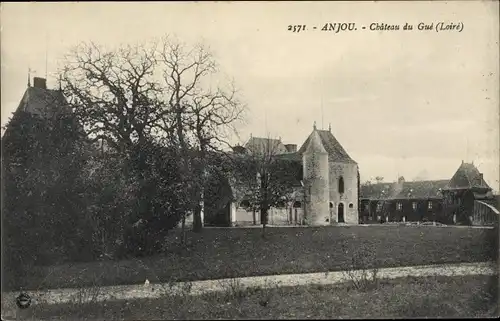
[288,25,306,33]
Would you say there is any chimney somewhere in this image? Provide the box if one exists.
[33,77,47,89]
[284,144,297,153]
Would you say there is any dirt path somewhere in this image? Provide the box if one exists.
[2,261,497,308]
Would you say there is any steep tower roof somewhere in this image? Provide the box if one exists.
[298,128,356,164]
[14,77,70,119]
[304,129,327,154]
[445,162,491,190]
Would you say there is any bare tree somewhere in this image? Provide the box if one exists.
[61,37,245,241]
[61,42,167,154]
[233,136,299,237]
[157,37,245,233]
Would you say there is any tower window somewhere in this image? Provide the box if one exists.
[349,203,354,209]
[338,177,345,194]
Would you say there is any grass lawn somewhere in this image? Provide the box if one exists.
[20,225,497,291]
[15,275,499,320]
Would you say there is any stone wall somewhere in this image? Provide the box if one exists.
[303,151,330,226]
[328,162,359,224]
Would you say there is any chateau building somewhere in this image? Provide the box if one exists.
[7,75,497,228]
[203,122,360,227]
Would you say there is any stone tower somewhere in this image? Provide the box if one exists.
[302,125,330,226]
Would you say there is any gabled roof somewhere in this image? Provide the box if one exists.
[16,87,70,119]
[360,179,449,199]
[298,129,356,164]
[445,162,491,190]
[244,137,287,155]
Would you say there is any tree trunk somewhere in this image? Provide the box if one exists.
[193,201,203,232]
[180,214,187,245]
[261,208,267,238]
[174,103,192,243]
[252,210,256,225]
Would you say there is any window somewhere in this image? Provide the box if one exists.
[364,204,369,211]
[428,201,433,210]
[293,201,302,208]
[329,202,334,209]
[412,202,417,210]
[376,202,382,212]
[338,177,345,194]
[396,202,402,211]
[349,203,354,209]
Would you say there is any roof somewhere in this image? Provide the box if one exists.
[297,129,356,164]
[304,130,327,154]
[244,137,287,155]
[16,87,70,118]
[445,162,491,190]
[360,179,449,200]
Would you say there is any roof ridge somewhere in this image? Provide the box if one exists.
[461,163,473,188]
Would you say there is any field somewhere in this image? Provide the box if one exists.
[20,225,497,291]
[15,275,499,320]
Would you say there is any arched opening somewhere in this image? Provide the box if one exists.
[338,177,345,194]
[240,200,250,209]
[348,203,353,209]
[329,202,334,209]
[293,201,302,208]
[338,203,345,223]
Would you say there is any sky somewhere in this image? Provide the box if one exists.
[1,1,499,190]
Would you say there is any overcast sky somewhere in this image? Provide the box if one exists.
[1,2,499,189]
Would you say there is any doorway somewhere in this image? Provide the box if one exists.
[338,203,345,223]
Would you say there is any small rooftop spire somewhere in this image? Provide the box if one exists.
[328,123,331,132]
[27,68,31,87]
[59,74,62,91]
[313,121,317,130]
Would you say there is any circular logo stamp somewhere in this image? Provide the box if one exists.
[16,293,31,309]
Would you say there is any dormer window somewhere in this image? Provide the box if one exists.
[396,202,402,211]
[338,177,345,194]
[428,201,433,210]
[412,202,417,210]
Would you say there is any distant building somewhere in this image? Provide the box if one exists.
[442,161,497,225]
[360,161,498,226]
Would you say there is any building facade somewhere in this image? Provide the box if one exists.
[359,162,498,226]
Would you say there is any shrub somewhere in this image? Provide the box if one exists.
[340,239,380,291]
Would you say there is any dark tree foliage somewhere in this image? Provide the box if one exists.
[118,142,188,257]
[2,110,90,289]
